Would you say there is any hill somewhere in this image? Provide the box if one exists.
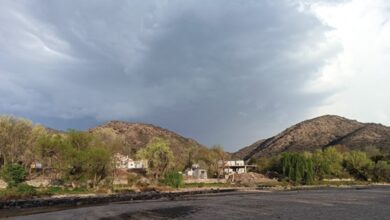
[89,121,207,169]
[234,115,390,161]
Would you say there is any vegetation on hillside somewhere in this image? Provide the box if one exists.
[237,115,390,161]
[0,115,230,192]
[90,121,209,171]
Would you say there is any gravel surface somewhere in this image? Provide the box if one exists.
[4,186,390,220]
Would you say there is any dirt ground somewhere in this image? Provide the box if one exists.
[4,186,390,220]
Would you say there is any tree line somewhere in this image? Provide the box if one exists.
[0,115,229,189]
[251,146,390,184]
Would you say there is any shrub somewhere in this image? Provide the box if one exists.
[343,151,374,180]
[254,155,282,174]
[45,186,63,194]
[15,184,38,196]
[0,163,27,187]
[127,173,139,186]
[372,160,390,182]
[312,147,344,180]
[0,184,38,200]
[162,171,183,188]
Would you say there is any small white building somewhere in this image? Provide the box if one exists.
[184,164,208,179]
[113,153,148,170]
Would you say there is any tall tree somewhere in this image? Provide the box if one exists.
[0,116,45,167]
[35,134,71,179]
[211,145,229,178]
[137,138,174,179]
[281,152,314,184]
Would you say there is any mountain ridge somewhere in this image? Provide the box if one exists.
[233,115,390,160]
[89,120,207,169]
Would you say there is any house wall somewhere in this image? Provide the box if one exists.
[193,169,208,179]
[114,153,148,170]
[226,160,245,166]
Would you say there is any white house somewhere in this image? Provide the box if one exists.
[184,164,208,179]
[113,153,148,170]
[219,160,248,175]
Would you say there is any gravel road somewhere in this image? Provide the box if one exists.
[4,186,390,220]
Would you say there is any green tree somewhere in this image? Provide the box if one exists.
[323,147,344,177]
[312,150,328,179]
[210,145,229,178]
[190,147,215,177]
[253,155,282,174]
[0,163,27,187]
[312,147,344,180]
[137,138,174,179]
[83,147,112,188]
[42,130,113,188]
[281,152,314,184]
[35,134,72,179]
[23,125,47,171]
[372,160,390,182]
[67,130,93,151]
[64,130,111,187]
[91,128,125,154]
[0,116,32,165]
[344,151,374,180]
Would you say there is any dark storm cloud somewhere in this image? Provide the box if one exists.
[0,0,340,150]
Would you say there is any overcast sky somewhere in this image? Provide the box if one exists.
[0,0,389,151]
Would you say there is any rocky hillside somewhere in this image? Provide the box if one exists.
[234,115,390,161]
[90,121,207,169]
[233,139,265,160]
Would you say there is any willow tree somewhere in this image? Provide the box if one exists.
[281,152,314,184]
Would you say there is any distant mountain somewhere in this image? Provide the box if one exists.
[90,121,207,169]
[234,115,390,161]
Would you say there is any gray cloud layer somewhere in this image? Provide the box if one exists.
[0,0,340,150]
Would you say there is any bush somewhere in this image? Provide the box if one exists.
[15,184,38,196]
[344,151,374,181]
[0,163,27,187]
[312,147,344,180]
[162,171,183,188]
[372,160,390,182]
[45,186,63,194]
[127,173,139,186]
[0,184,38,200]
[254,155,282,174]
